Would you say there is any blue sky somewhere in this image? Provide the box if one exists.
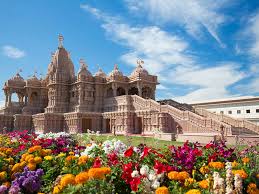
[1,0,259,105]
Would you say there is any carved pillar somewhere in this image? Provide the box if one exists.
[112,83,116,97]
[7,92,12,106]
[5,92,8,107]
[158,113,167,132]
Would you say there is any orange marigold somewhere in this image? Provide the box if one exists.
[75,172,89,184]
[88,167,110,180]
[242,157,250,164]
[184,178,196,187]
[78,156,88,165]
[27,163,36,171]
[208,162,224,169]
[168,171,178,180]
[178,171,190,181]
[247,183,259,194]
[28,145,42,153]
[233,169,248,179]
[155,186,169,194]
[198,179,209,189]
[60,174,75,189]
[0,171,7,181]
[232,161,239,168]
[34,156,42,164]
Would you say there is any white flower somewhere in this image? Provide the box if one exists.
[148,170,156,181]
[133,147,140,153]
[131,170,139,178]
[151,180,160,189]
[81,143,98,157]
[140,165,149,176]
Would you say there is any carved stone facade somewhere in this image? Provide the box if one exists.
[0,35,258,137]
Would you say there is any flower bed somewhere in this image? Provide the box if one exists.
[0,130,258,194]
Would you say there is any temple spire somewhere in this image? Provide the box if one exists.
[137,59,144,67]
[58,34,64,48]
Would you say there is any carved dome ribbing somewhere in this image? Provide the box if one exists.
[130,64,149,77]
[95,68,106,78]
[108,64,123,78]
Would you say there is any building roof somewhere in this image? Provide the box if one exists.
[191,96,259,106]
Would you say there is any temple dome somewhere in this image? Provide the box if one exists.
[130,60,149,77]
[10,73,24,82]
[95,67,106,78]
[108,64,123,78]
[77,63,92,77]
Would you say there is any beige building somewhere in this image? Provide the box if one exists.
[191,96,259,125]
[0,35,258,142]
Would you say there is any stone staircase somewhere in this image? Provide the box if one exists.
[131,95,233,135]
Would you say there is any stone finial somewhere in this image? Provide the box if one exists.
[79,58,87,69]
[58,34,64,48]
[137,59,144,67]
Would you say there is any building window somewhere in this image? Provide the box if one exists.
[228,110,232,114]
[246,109,250,113]
[220,111,224,114]
[237,110,241,114]
[256,109,259,113]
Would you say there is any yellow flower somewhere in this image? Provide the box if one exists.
[41,149,52,157]
[168,171,178,180]
[232,169,248,179]
[185,189,201,194]
[75,172,89,184]
[184,178,196,187]
[28,158,35,163]
[25,154,34,162]
[11,163,21,173]
[199,166,209,175]
[69,152,74,155]
[0,171,7,181]
[57,153,66,157]
[208,162,224,169]
[3,181,11,188]
[60,174,75,189]
[247,183,259,194]
[44,156,53,161]
[53,185,62,194]
[27,163,36,171]
[242,157,250,164]
[178,171,190,181]
[78,156,88,165]
[198,179,209,189]
[232,161,239,168]
[155,186,169,194]
[34,156,42,164]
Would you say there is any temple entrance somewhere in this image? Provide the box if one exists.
[82,118,92,133]
[105,119,111,133]
[135,117,143,134]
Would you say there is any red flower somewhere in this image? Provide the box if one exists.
[140,147,150,159]
[130,177,141,191]
[93,157,102,168]
[108,152,119,166]
[124,146,134,157]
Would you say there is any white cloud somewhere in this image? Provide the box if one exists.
[81,4,245,103]
[247,12,259,58]
[125,0,228,47]
[2,45,25,59]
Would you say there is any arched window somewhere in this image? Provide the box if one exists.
[107,88,113,98]
[128,87,138,95]
[142,87,152,99]
[116,87,126,96]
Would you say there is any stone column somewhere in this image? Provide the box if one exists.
[7,92,12,106]
[5,93,8,107]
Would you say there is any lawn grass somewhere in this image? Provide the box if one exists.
[74,134,183,149]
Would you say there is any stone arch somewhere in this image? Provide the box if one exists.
[128,87,138,95]
[142,86,152,99]
[107,87,113,97]
[116,87,126,96]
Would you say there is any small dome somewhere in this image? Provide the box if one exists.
[130,60,149,77]
[77,59,92,78]
[27,75,39,82]
[109,64,123,77]
[95,67,106,78]
[10,73,24,82]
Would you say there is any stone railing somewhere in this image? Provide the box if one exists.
[195,108,259,135]
[131,95,232,134]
